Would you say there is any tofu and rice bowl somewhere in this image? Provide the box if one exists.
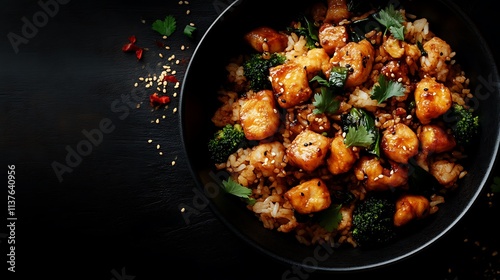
[207,0,480,249]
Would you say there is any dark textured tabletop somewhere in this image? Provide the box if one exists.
[1,0,499,279]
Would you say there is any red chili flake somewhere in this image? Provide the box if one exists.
[149,92,171,106]
[135,49,143,60]
[122,42,140,52]
[163,75,178,83]
[122,35,144,60]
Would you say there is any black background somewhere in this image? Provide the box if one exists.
[1,0,499,279]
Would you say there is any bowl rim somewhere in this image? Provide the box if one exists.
[179,0,500,272]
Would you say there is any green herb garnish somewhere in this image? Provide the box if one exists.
[286,16,319,49]
[344,125,375,148]
[312,87,340,115]
[317,204,343,232]
[183,25,197,38]
[221,177,255,204]
[342,108,381,157]
[373,4,405,40]
[152,15,177,37]
[370,74,405,104]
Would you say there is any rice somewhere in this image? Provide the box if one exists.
[210,1,476,249]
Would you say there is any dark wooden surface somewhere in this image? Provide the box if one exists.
[1,0,499,279]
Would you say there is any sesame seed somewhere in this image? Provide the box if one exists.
[159,151,163,156]
[148,139,153,143]
[173,107,178,113]
[180,207,185,212]
[159,53,164,58]
[186,9,191,15]
[156,144,160,149]
[172,160,176,166]
[155,118,160,124]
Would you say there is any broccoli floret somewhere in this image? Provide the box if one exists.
[352,194,397,247]
[243,53,286,91]
[449,104,479,146]
[208,124,247,163]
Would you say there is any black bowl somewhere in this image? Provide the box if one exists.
[180,0,500,272]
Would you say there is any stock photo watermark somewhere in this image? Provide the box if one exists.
[6,0,71,54]
[6,165,17,273]
[110,267,135,280]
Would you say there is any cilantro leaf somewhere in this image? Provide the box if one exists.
[344,125,375,148]
[328,66,348,90]
[316,204,343,232]
[183,25,197,38]
[309,75,330,87]
[152,15,177,37]
[312,87,340,115]
[370,74,405,104]
[373,4,405,40]
[342,108,381,156]
[286,16,319,49]
[221,178,255,204]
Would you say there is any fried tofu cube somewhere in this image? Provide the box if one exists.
[240,89,281,140]
[318,23,348,55]
[244,26,289,53]
[292,48,331,79]
[286,129,331,172]
[326,134,359,175]
[285,178,331,214]
[329,39,375,88]
[269,62,313,109]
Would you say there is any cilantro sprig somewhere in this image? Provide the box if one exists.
[183,25,197,38]
[373,4,405,40]
[344,125,375,148]
[342,107,381,157]
[152,15,177,37]
[311,66,348,91]
[312,87,340,115]
[316,204,343,232]
[310,67,347,115]
[221,177,255,205]
[286,16,319,49]
[370,74,405,104]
